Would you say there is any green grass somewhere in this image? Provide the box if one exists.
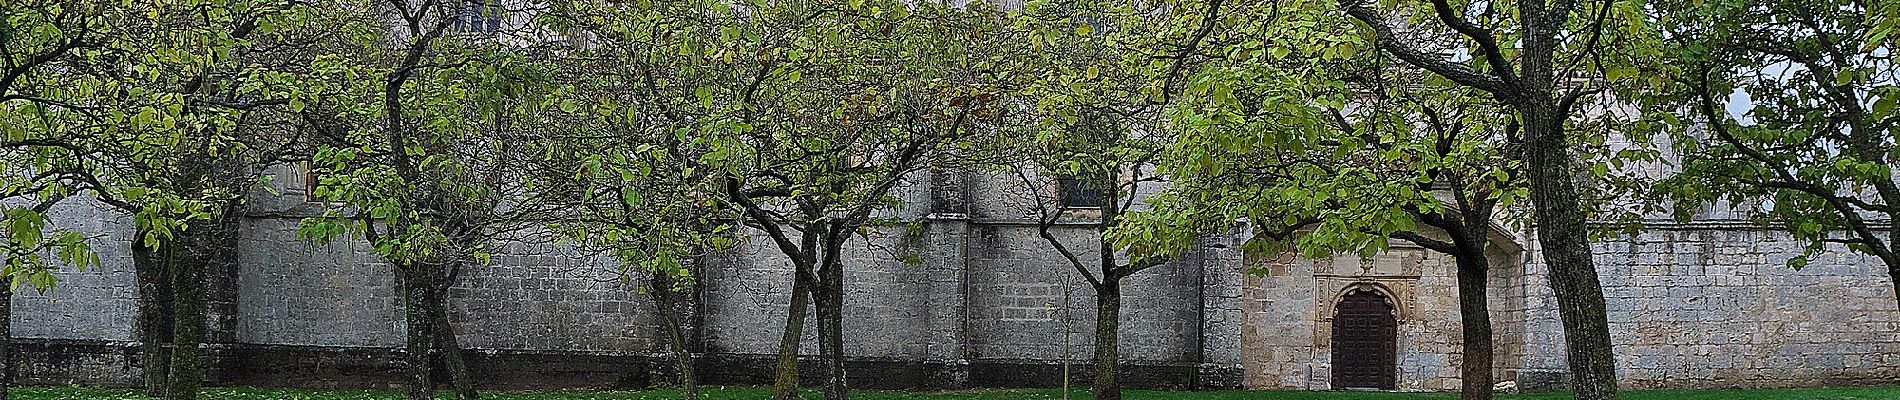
[15,386,1900,400]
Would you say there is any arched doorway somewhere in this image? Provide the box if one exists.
[1332,289,1397,390]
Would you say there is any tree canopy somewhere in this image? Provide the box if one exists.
[3,1,1896,399]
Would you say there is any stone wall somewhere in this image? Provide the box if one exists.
[1238,221,1900,393]
[10,165,1900,392]
[1238,230,1522,392]
[234,164,670,354]
[234,218,400,347]
[698,225,957,360]
[1516,225,1900,390]
[688,167,1234,388]
[960,223,1204,364]
[13,200,137,342]
[9,168,1240,390]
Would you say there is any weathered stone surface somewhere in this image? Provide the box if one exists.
[13,168,1900,392]
[1518,227,1900,390]
[14,199,137,342]
[1238,229,1520,392]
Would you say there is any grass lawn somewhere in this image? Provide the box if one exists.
[16,386,1900,400]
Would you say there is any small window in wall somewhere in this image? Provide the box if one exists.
[454,0,503,33]
[1057,175,1106,209]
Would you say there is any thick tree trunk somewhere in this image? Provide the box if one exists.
[134,229,173,399]
[433,307,475,398]
[650,271,700,400]
[1889,265,1900,313]
[1879,230,1900,311]
[815,277,848,400]
[163,203,240,400]
[771,275,810,400]
[1091,281,1122,400]
[1453,248,1494,400]
[164,236,206,400]
[1524,108,1619,400]
[432,292,477,400]
[401,266,435,400]
[2,284,11,400]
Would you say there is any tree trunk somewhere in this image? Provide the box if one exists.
[2,283,12,400]
[771,275,810,400]
[1453,248,1494,400]
[1091,281,1122,400]
[1880,241,1900,311]
[430,278,478,400]
[401,265,435,400]
[164,234,206,400]
[814,277,848,400]
[134,229,173,399]
[1890,223,1899,312]
[1524,107,1619,400]
[432,302,477,399]
[650,271,700,400]
[1888,264,1900,313]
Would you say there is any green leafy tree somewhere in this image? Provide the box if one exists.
[1641,0,1900,307]
[529,100,735,400]
[1121,9,1529,397]
[547,2,1011,399]
[1126,0,1660,397]
[710,5,1006,398]
[1,0,116,303]
[538,1,806,397]
[1260,0,1659,396]
[988,2,1196,398]
[4,2,172,397]
[295,1,562,399]
[109,3,341,398]
[534,3,762,396]
[5,1,332,399]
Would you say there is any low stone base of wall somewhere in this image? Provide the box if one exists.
[16,339,141,387]
[12,339,1245,391]
[1504,367,1900,393]
[20,339,1900,393]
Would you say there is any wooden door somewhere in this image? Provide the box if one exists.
[1331,290,1397,390]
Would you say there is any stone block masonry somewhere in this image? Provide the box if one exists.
[1240,220,1900,392]
[1517,226,1900,390]
[12,168,1899,392]
[12,169,1243,390]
